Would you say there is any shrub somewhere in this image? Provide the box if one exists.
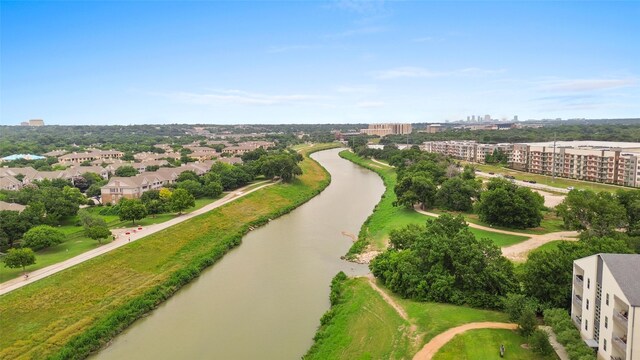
[529,329,554,355]
[543,308,595,360]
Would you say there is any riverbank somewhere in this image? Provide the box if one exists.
[0,143,339,360]
[338,151,530,261]
[304,275,527,359]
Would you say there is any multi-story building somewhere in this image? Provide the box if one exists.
[58,150,124,164]
[571,254,640,360]
[28,119,45,126]
[360,123,412,137]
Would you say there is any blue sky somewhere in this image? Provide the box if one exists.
[1,1,639,125]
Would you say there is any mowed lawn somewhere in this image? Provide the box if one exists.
[339,151,529,254]
[0,197,222,282]
[0,144,334,360]
[433,329,557,360]
[305,277,511,359]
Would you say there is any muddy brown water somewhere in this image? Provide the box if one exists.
[93,148,384,360]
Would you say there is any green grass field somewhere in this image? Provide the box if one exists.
[433,329,557,360]
[305,277,511,359]
[470,162,629,193]
[428,209,565,235]
[0,143,335,360]
[0,197,224,282]
[339,151,529,257]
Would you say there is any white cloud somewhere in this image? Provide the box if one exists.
[163,89,327,106]
[540,78,637,92]
[375,66,505,79]
[356,101,385,108]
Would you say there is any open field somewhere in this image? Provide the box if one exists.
[339,151,530,257]
[433,328,557,360]
[305,276,511,359]
[469,162,630,193]
[0,143,334,360]
[0,197,222,282]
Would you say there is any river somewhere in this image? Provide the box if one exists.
[93,148,384,360]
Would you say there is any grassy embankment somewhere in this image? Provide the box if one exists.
[0,143,339,360]
[0,196,225,282]
[339,151,528,258]
[433,329,557,360]
[303,275,547,360]
[469,162,629,193]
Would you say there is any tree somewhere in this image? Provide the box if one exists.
[114,165,138,177]
[177,179,203,198]
[615,190,640,236]
[475,178,544,229]
[485,148,508,164]
[78,209,108,229]
[22,225,65,251]
[118,198,147,224]
[86,184,102,198]
[0,210,29,248]
[170,188,195,214]
[394,175,437,209]
[518,309,537,337]
[556,190,627,237]
[176,170,199,183]
[371,214,517,309]
[503,293,539,322]
[85,225,112,244]
[259,154,302,182]
[3,248,36,272]
[435,177,481,212]
[202,181,223,198]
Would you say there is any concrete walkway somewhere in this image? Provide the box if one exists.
[0,180,276,295]
[540,326,570,360]
[413,208,578,261]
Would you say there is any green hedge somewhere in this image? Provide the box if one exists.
[543,308,595,360]
[48,146,334,360]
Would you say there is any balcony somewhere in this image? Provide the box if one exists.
[574,294,583,306]
[614,310,629,328]
[574,315,582,326]
[575,275,584,286]
[613,335,627,353]
[610,356,624,360]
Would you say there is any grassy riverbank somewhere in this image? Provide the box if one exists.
[0,143,338,360]
[339,151,528,258]
[304,275,514,359]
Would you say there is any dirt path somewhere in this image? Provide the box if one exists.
[0,180,276,295]
[365,273,408,321]
[413,208,578,261]
[412,322,518,360]
[371,158,392,167]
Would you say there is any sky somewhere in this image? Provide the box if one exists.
[1,1,639,125]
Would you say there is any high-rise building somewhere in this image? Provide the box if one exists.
[514,115,519,122]
[484,115,491,122]
[360,123,412,137]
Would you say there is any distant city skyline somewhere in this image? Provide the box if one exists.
[1,1,639,125]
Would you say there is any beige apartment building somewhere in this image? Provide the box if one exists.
[58,150,124,164]
[360,123,412,137]
[572,254,640,360]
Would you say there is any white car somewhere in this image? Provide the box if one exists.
[567,186,575,190]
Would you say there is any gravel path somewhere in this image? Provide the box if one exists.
[0,181,275,295]
[414,208,578,261]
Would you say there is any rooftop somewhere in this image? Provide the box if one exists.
[600,253,640,306]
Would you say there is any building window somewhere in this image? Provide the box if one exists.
[585,319,588,331]
[587,278,590,289]
[604,339,607,351]
[606,293,609,306]
[604,316,608,328]
[586,299,589,310]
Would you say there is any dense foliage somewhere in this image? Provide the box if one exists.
[475,178,545,229]
[2,248,36,271]
[370,214,517,309]
[543,308,595,360]
[22,225,65,251]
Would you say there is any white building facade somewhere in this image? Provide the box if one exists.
[572,254,640,360]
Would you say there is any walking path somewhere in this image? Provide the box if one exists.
[540,326,570,360]
[412,322,518,360]
[0,180,276,295]
[365,273,408,321]
[413,208,578,261]
[371,158,392,168]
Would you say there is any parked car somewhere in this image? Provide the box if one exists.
[528,180,537,184]
[488,172,495,175]
[567,186,575,190]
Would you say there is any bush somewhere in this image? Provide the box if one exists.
[529,329,554,355]
[22,225,65,251]
[543,308,595,360]
[518,310,537,337]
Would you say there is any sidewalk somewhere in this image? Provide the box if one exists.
[0,180,275,296]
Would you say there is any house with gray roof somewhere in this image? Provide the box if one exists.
[572,253,640,360]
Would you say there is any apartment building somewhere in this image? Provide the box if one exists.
[421,140,640,188]
[101,175,166,204]
[58,150,124,164]
[572,254,640,360]
[360,123,413,137]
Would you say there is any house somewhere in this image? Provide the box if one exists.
[100,175,165,204]
[0,175,23,191]
[0,201,26,212]
[572,254,640,360]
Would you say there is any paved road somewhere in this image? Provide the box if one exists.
[414,208,578,262]
[475,171,570,193]
[0,181,275,296]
